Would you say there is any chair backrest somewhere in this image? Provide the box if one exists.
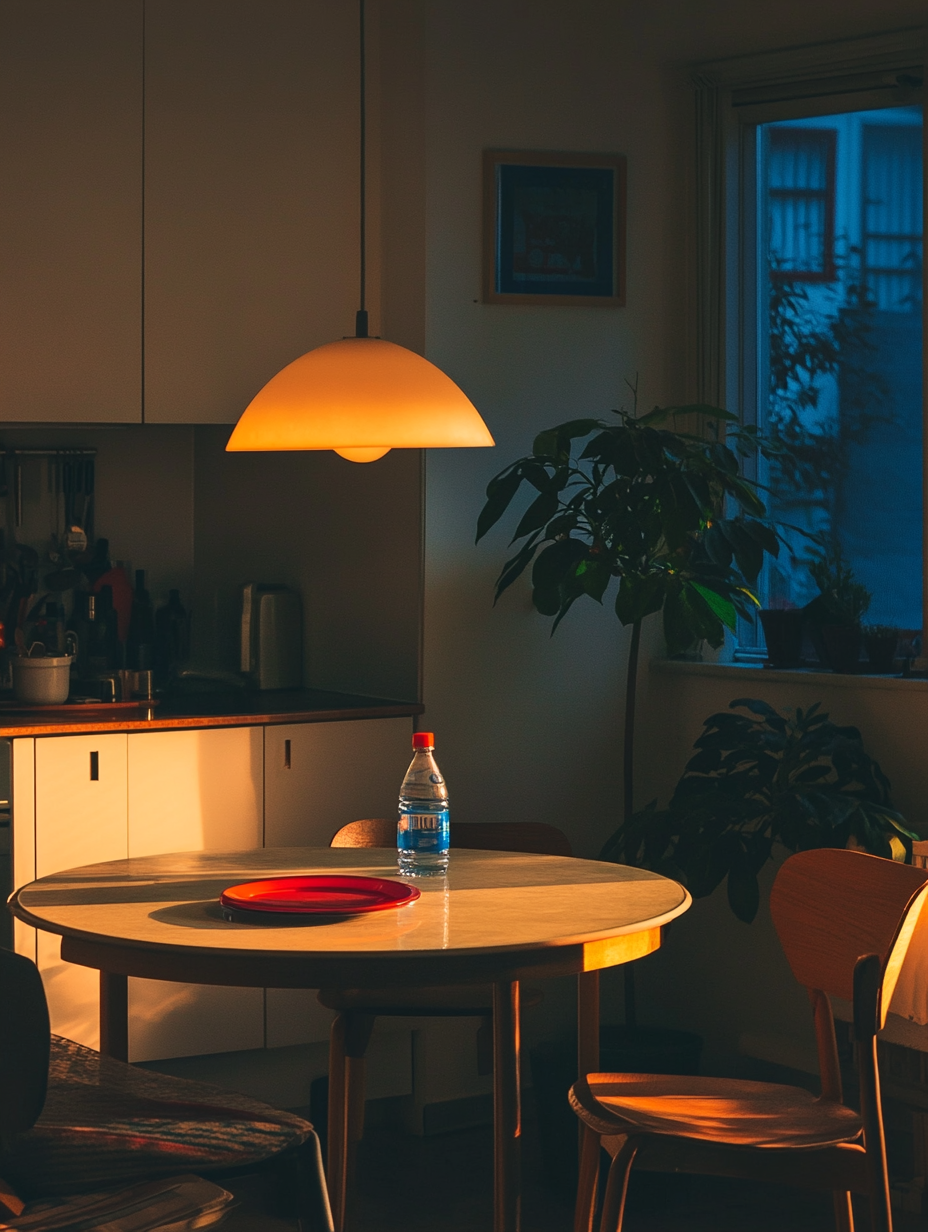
[330,818,572,856]
[770,847,928,1024]
[0,947,50,1134]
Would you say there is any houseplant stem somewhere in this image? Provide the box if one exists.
[623,619,641,832]
[623,619,641,1029]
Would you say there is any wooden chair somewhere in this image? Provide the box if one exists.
[0,945,334,1230]
[569,847,928,1232]
[322,818,573,1231]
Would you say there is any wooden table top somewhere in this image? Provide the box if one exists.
[12,848,690,987]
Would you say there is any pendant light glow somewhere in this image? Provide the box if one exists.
[226,337,494,461]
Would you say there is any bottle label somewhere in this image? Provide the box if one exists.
[397,810,450,853]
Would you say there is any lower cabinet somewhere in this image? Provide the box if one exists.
[33,733,129,1050]
[15,715,415,1062]
[126,727,265,1062]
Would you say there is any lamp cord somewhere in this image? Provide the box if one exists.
[356,0,369,338]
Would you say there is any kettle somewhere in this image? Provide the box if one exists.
[240,583,302,689]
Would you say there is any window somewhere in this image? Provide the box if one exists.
[767,128,836,281]
[692,30,925,656]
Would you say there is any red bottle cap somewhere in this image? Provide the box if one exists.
[412,731,434,749]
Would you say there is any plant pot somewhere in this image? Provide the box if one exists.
[864,632,898,674]
[820,625,862,674]
[530,1026,703,1195]
[759,609,804,668]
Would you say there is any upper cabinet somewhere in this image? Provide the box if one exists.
[144,0,362,424]
[0,0,363,425]
[0,1,143,423]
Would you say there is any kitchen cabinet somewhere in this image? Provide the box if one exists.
[265,717,413,1047]
[34,734,129,1048]
[0,1,142,423]
[144,0,359,424]
[264,718,412,846]
[0,1,358,426]
[126,727,265,1062]
[13,716,414,1060]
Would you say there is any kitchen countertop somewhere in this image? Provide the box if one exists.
[0,688,424,737]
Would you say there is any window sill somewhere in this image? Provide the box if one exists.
[650,657,928,694]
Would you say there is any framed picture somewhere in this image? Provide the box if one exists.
[483,149,626,306]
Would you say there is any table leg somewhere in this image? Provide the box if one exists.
[577,970,600,1077]
[577,971,600,1164]
[492,979,521,1232]
[99,971,128,1061]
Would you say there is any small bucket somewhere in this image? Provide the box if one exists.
[12,655,75,704]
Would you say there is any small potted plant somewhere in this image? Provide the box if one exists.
[602,697,916,922]
[758,605,804,668]
[863,625,900,674]
[804,542,871,673]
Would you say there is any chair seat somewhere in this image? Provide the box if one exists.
[573,1073,863,1150]
[318,983,543,1015]
[1,1036,314,1199]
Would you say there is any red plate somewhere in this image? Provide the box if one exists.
[219,874,420,916]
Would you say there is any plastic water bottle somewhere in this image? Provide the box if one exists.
[397,731,449,876]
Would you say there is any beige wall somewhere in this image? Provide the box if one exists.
[417,0,926,1063]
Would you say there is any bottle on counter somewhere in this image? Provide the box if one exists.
[397,731,450,877]
[97,585,121,669]
[83,593,108,676]
[154,589,189,678]
[127,569,155,670]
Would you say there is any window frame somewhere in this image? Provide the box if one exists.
[690,28,927,655]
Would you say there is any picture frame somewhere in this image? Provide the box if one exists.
[483,149,627,306]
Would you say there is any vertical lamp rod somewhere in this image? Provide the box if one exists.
[356,0,368,339]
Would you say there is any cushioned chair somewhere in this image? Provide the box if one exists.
[321,818,572,1231]
[0,945,334,1230]
[569,847,928,1232]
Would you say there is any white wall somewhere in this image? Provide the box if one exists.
[416,0,927,1065]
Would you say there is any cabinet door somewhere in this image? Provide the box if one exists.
[264,717,412,1046]
[144,0,359,423]
[11,738,36,963]
[126,727,264,1061]
[265,718,412,847]
[35,734,128,1048]
[0,1,142,422]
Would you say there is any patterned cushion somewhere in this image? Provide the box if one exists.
[1,1037,314,1199]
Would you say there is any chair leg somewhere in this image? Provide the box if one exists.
[573,1124,603,1232]
[290,1132,335,1232]
[597,1137,638,1232]
[832,1190,855,1232]
[327,1011,375,1232]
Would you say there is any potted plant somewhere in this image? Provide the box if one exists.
[804,542,871,673]
[863,624,900,674]
[476,395,781,1026]
[758,605,804,668]
[603,697,916,922]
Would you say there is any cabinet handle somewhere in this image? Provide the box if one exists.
[284,739,291,770]
[90,751,99,781]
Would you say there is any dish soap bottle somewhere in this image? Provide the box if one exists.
[397,732,449,877]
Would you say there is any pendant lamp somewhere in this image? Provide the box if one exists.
[226,1,494,464]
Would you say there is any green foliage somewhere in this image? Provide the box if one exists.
[806,540,872,628]
[766,257,891,513]
[476,401,780,654]
[602,699,917,923]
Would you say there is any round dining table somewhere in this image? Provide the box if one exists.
[11,846,690,1232]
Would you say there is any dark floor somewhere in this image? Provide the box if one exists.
[220,1092,923,1232]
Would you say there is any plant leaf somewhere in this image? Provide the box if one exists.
[689,582,737,631]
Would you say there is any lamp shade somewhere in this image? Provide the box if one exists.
[226,336,494,462]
